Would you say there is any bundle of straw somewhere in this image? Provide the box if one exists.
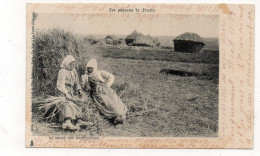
[33,96,90,122]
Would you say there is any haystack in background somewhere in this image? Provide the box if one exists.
[173,32,205,53]
[132,35,155,47]
[33,29,100,96]
[153,37,161,47]
[105,35,121,45]
[147,34,161,47]
[118,38,126,45]
[83,35,99,45]
[125,30,142,45]
[125,31,157,47]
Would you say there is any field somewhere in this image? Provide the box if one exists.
[31,30,219,137]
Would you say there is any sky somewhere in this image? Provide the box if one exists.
[34,13,219,38]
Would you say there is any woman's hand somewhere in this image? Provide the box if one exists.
[81,84,86,90]
[78,89,84,97]
[65,93,73,101]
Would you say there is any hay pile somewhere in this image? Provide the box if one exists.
[83,36,99,45]
[173,32,205,43]
[173,32,205,53]
[32,95,105,134]
[125,31,159,47]
[31,28,152,135]
[32,29,99,96]
[132,35,155,47]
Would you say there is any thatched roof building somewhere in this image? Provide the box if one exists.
[125,31,157,47]
[173,32,205,53]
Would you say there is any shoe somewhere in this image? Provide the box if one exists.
[76,119,93,127]
[114,115,125,124]
[62,120,77,131]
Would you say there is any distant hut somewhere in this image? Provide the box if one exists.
[105,35,119,45]
[125,31,155,47]
[173,32,205,53]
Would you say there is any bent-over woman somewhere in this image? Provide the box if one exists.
[81,59,128,124]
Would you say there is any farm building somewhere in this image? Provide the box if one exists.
[125,31,157,47]
[105,35,120,45]
[173,32,205,53]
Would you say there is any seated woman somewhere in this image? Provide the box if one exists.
[56,55,92,130]
[81,59,128,124]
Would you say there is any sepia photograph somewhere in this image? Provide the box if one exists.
[25,3,255,148]
[30,12,219,137]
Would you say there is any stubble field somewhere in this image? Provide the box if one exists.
[32,30,218,137]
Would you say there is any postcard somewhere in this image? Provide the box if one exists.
[26,3,254,148]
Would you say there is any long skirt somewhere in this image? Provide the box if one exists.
[55,85,82,123]
[91,84,128,120]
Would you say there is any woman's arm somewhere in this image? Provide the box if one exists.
[81,74,89,91]
[56,69,69,95]
[74,70,81,91]
[100,70,114,87]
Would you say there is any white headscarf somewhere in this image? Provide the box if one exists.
[60,55,76,70]
[86,59,97,73]
[86,59,104,83]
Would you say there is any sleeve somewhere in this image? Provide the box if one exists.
[57,69,69,95]
[100,70,114,87]
[74,71,81,91]
[81,74,88,85]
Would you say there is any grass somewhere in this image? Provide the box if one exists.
[31,29,218,137]
[102,46,219,64]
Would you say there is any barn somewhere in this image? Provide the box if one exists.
[173,32,205,53]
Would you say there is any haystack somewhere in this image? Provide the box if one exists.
[105,35,119,45]
[125,31,155,47]
[153,37,161,47]
[132,35,155,47]
[173,32,205,53]
[33,29,97,96]
[84,36,98,45]
[118,38,125,44]
[125,30,143,45]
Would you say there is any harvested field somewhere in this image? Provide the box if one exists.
[102,46,219,64]
[31,29,219,137]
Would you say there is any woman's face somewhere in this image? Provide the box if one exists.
[87,67,94,74]
[69,62,76,71]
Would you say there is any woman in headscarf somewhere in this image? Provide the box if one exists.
[81,59,128,124]
[56,55,91,130]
